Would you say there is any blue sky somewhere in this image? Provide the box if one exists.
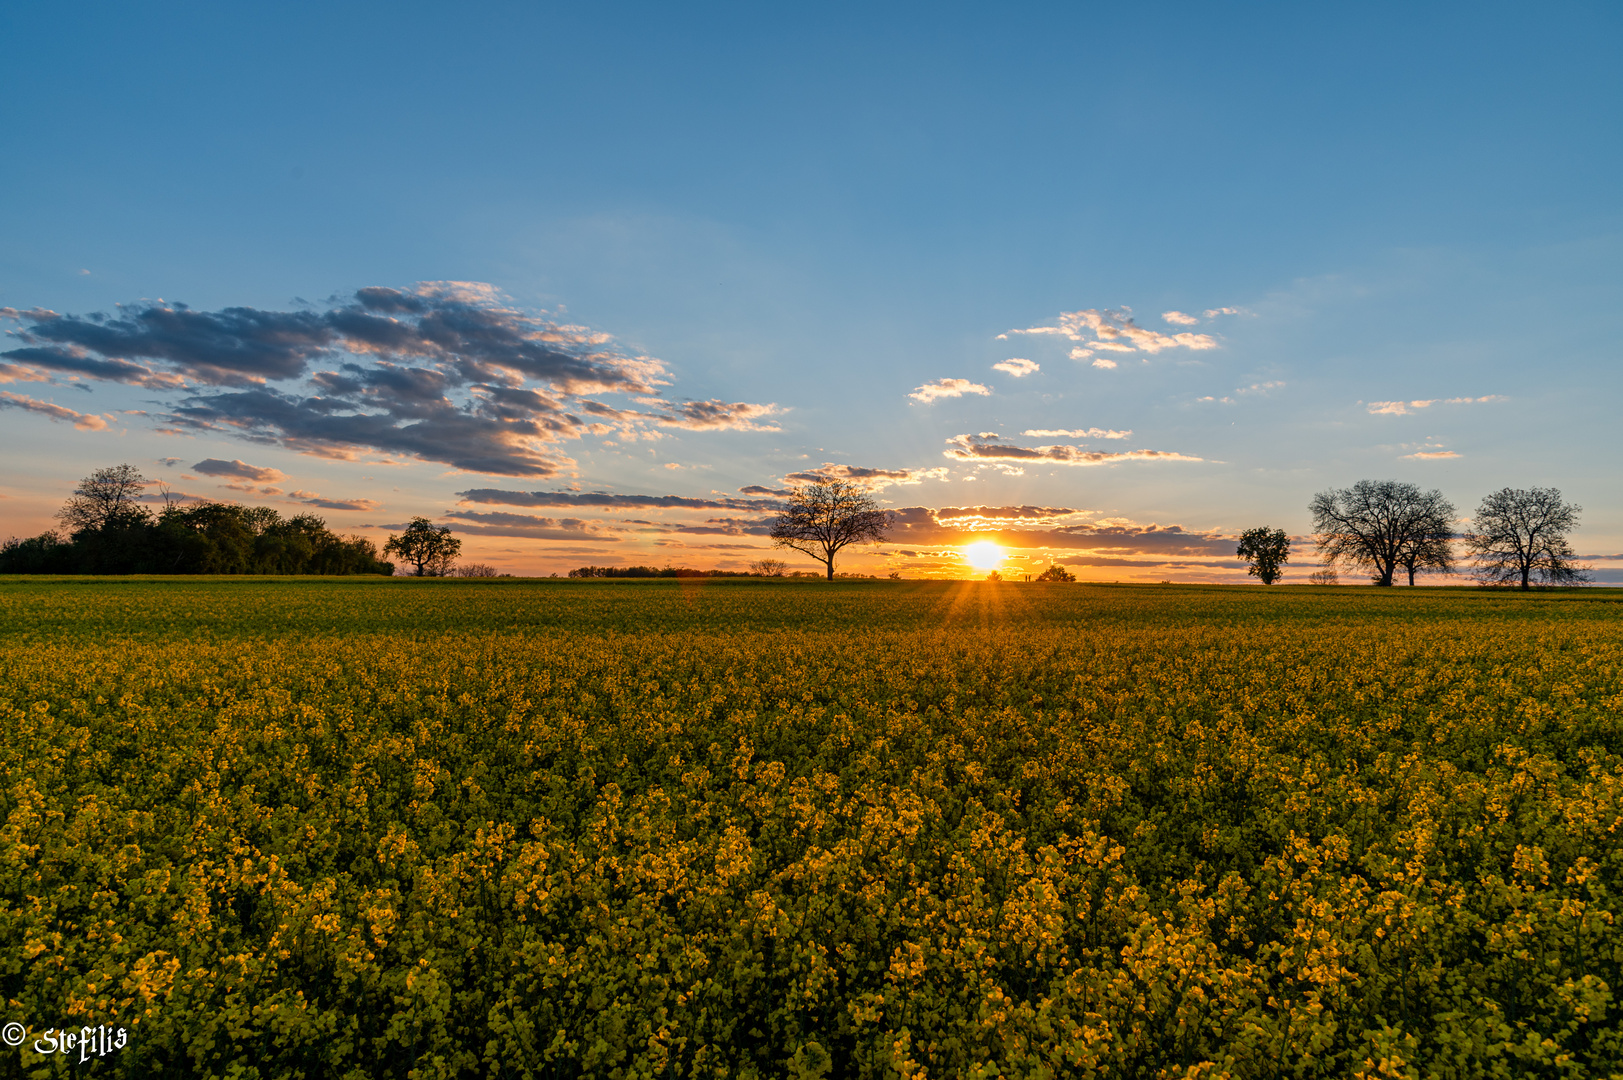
[3,1,1619,579]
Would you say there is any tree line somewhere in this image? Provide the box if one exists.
[1,464,393,575]
[1238,481,1591,589]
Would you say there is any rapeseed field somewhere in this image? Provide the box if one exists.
[2,578,1621,1078]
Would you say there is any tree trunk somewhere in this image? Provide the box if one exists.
[824,557,835,581]
[1407,566,1416,586]
[1521,564,1531,590]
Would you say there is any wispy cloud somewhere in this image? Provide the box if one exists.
[783,463,950,489]
[287,489,383,511]
[1161,311,1199,326]
[1197,381,1284,405]
[193,458,286,484]
[1405,450,1462,459]
[1000,307,1217,355]
[641,398,783,431]
[991,358,1039,377]
[1022,427,1132,440]
[1367,394,1505,416]
[1203,307,1245,318]
[943,433,1202,467]
[457,488,777,512]
[0,391,110,430]
[910,378,992,403]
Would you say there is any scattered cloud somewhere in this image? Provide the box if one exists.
[1368,394,1505,416]
[192,458,286,484]
[286,489,383,511]
[1023,427,1132,440]
[991,358,1039,377]
[1203,307,1245,318]
[783,463,950,489]
[1197,381,1285,405]
[1001,307,1217,355]
[943,433,1202,467]
[0,391,110,430]
[1405,450,1462,460]
[1162,311,1199,326]
[0,361,51,384]
[739,484,792,497]
[1091,357,1118,370]
[3,285,775,477]
[641,398,782,431]
[910,378,992,403]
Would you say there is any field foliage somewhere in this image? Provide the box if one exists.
[3,579,1623,1078]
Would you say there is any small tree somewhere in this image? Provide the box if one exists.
[1465,487,1590,589]
[750,558,788,577]
[1236,527,1290,584]
[454,562,499,578]
[57,463,150,533]
[1309,480,1455,586]
[1035,564,1075,582]
[383,517,462,577]
[769,478,891,580]
[1307,566,1339,586]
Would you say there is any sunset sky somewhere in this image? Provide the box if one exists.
[3,2,1620,580]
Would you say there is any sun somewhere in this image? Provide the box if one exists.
[964,541,1004,571]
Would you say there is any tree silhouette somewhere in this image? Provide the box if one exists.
[1236,527,1290,584]
[768,478,890,580]
[384,518,462,577]
[1309,481,1455,586]
[57,463,150,533]
[1465,487,1590,589]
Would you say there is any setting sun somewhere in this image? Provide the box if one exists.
[964,540,1004,570]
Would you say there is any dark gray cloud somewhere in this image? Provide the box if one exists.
[456,488,782,512]
[3,284,774,476]
[168,387,578,477]
[441,509,621,541]
[0,345,184,388]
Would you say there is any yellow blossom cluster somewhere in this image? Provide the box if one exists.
[2,577,1622,1077]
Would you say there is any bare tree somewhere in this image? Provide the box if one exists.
[454,562,500,578]
[1309,480,1456,586]
[769,478,891,580]
[383,517,463,577]
[1396,525,1456,586]
[749,558,788,577]
[1465,487,1590,589]
[57,464,150,532]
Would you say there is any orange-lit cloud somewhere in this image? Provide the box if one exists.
[991,358,1039,376]
[1022,427,1131,439]
[1001,307,1217,354]
[910,378,992,403]
[1162,311,1199,325]
[0,391,110,430]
